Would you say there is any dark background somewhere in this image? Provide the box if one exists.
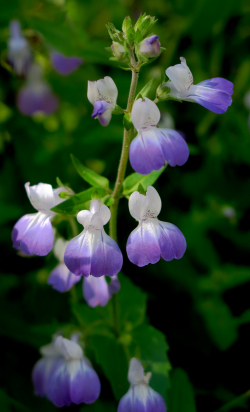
[1,0,250,411]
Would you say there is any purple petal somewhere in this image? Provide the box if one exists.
[126,220,186,267]
[92,100,111,118]
[108,275,120,295]
[129,129,165,175]
[83,276,110,307]
[51,52,83,76]
[118,386,166,412]
[187,86,232,114]
[47,359,71,407]
[48,263,81,293]
[157,129,189,166]
[64,229,123,278]
[32,357,60,398]
[17,84,58,116]
[70,361,101,404]
[197,78,233,95]
[12,213,54,256]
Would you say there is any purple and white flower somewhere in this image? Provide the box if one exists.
[126,186,187,267]
[130,97,189,174]
[17,64,59,116]
[7,20,31,75]
[12,182,65,256]
[50,51,83,76]
[87,76,118,126]
[32,335,101,407]
[165,57,233,114]
[83,274,120,307]
[64,199,123,278]
[139,35,161,58]
[118,358,166,412]
[48,238,81,292]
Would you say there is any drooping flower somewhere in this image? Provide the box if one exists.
[118,358,166,412]
[139,35,161,58]
[50,51,83,76]
[48,238,81,292]
[126,186,186,267]
[32,335,101,407]
[164,57,233,114]
[7,20,31,75]
[64,199,123,277]
[83,274,120,307]
[130,97,189,174]
[17,63,59,116]
[12,182,65,256]
[87,76,118,126]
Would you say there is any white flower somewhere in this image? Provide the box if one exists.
[87,76,118,126]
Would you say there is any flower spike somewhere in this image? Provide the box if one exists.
[126,186,187,267]
[165,57,233,113]
[64,199,123,277]
[130,97,189,174]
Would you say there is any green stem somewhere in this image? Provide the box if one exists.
[214,389,250,412]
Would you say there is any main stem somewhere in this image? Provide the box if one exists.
[109,56,139,337]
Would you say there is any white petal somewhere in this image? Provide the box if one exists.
[99,204,111,225]
[40,342,59,357]
[165,57,193,94]
[129,191,148,221]
[97,76,118,107]
[54,336,83,360]
[128,358,145,385]
[90,212,104,229]
[146,186,161,215]
[131,97,160,130]
[77,210,93,227]
[90,199,101,214]
[53,238,68,263]
[87,81,98,105]
[25,182,56,212]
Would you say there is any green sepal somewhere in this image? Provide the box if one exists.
[59,191,72,199]
[126,27,136,45]
[137,183,146,195]
[123,166,166,195]
[135,78,154,101]
[71,154,109,189]
[51,188,95,215]
[122,16,132,33]
[91,189,102,200]
[56,176,65,188]
[106,22,124,43]
[104,197,115,206]
[123,113,133,131]
[134,29,143,43]
[112,105,124,115]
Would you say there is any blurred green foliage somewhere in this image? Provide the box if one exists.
[1,0,250,411]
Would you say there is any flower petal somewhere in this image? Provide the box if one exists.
[69,360,101,404]
[156,220,187,260]
[129,128,165,174]
[139,35,161,58]
[32,356,60,398]
[146,186,161,216]
[54,336,83,360]
[97,76,118,106]
[83,275,110,307]
[51,52,83,75]
[187,85,232,114]
[197,78,233,95]
[166,56,193,93]
[25,182,55,212]
[99,204,111,225]
[156,128,189,166]
[128,358,145,385]
[90,199,101,214]
[118,385,166,412]
[108,274,120,295]
[92,100,111,118]
[12,212,54,256]
[131,97,160,130]
[48,263,81,293]
[77,210,93,227]
[47,359,72,407]
[17,83,58,116]
[98,108,112,126]
[129,191,148,221]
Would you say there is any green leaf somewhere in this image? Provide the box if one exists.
[112,105,124,115]
[135,78,154,101]
[51,188,95,215]
[71,154,109,189]
[72,302,114,336]
[123,166,166,195]
[90,335,129,400]
[56,176,65,188]
[167,368,197,412]
[123,113,133,131]
[130,324,171,400]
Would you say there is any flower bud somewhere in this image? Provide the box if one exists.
[139,35,161,58]
[106,22,124,43]
[134,14,157,37]
[111,42,128,62]
[156,83,171,101]
[122,16,132,33]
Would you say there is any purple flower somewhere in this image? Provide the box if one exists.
[165,57,233,114]
[118,358,166,412]
[64,199,123,278]
[17,64,59,116]
[139,35,161,58]
[130,97,189,174]
[83,274,120,307]
[32,336,101,407]
[50,51,83,76]
[87,76,118,126]
[12,182,65,256]
[126,186,187,267]
[48,238,81,292]
[7,20,31,75]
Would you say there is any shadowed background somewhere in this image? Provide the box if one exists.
[1,0,250,411]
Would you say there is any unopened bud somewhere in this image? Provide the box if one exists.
[134,14,157,37]
[156,83,171,101]
[139,35,161,58]
[106,22,124,43]
[111,42,128,62]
